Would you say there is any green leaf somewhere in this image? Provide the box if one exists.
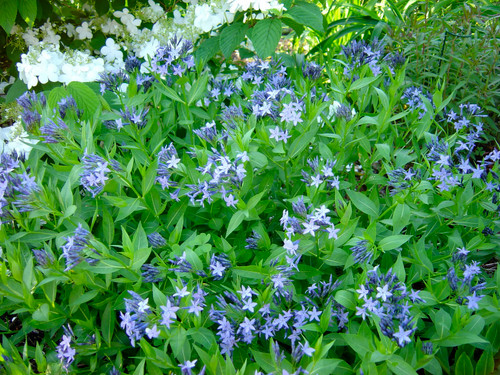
[454,352,473,375]
[375,143,391,161]
[188,72,209,105]
[346,190,379,217]
[392,203,410,234]
[288,125,317,159]
[334,290,356,310]
[249,350,275,373]
[349,77,378,91]
[248,19,282,58]
[101,302,115,346]
[142,160,158,196]
[226,210,246,237]
[378,235,412,251]
[232,265,267,280]
[0,0,17,33]
[219,22,248,59]
[433,309,451,339]
[285,1,324,33]
[18,0,36,26]
[153,81,185,103]
[67,82,101,121]
[475,350,494,375]
[439,331,488,347]
[195,36,220,62]
[387,355,418,375]
[343,333,370,357]
[309,359,341,375]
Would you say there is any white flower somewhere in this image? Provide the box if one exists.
[65,23,76,38]
[42,30,61,45]
[101,38,123,62]
[76,22,93,40]
[101,19,121,34]
[22,29,39,46]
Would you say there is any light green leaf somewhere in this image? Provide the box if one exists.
[285,1,324,33]
[346,190,379,217]
[378,235,412,251]
[248,19,282,58]
[226,210,246,237]
[188,72,209,106]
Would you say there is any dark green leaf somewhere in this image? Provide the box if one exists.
[18,0,36,26]
[219,22,248,59]
[0,0,17,33]
[67,82,101,121]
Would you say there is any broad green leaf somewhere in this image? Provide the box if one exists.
[48,86,69,109]
[0,0,17,33]
[67,82,101,121]
[288,125,317,159]
[475,350,494,375]
[393,203,410,234]
[248,19,282,58]
[285,1,324,33]
[219,22,248,59]
[18,0,36,26]
[249,350,275,373]
[101,302,115,346]
[309,359,341,375]
[433,309,451,339]
[334,290,356,310]
[378,235,412,251]
[343,333,370,357]
[195,36,220,62]
[346,190,379,217]
[375,143,391,161]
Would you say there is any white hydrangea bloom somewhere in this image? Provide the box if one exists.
[101,18,121,35]
[114,8,141,35]
[22,29,39,46]
[101,38,123,62]
[76,22,93,40]
[0,120,37,158]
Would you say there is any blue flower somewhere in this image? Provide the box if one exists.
[147,232,166,248]
[56,325,76,371]
[61,223,94,271]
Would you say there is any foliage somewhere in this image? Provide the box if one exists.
[1,25,500,374]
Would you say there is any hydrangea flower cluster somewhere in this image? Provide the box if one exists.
[446,247,485,310]
[355,267,424,347]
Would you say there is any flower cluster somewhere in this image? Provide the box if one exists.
[402,86,435,119]
[80,152,119,197]
[60,223,98,271]
[0,153,39,220]
[446,247,485,310]
[17,91,45,129]
[156,143,181,190]
[184,147,248,207]
[355,267,424,347]
[56,325,76,371]
[150,37,194,81]
[342,39,405,79]
[301,157,340,190]
[120,291,160,347]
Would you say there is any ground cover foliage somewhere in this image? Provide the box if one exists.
[0,1,499,374]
